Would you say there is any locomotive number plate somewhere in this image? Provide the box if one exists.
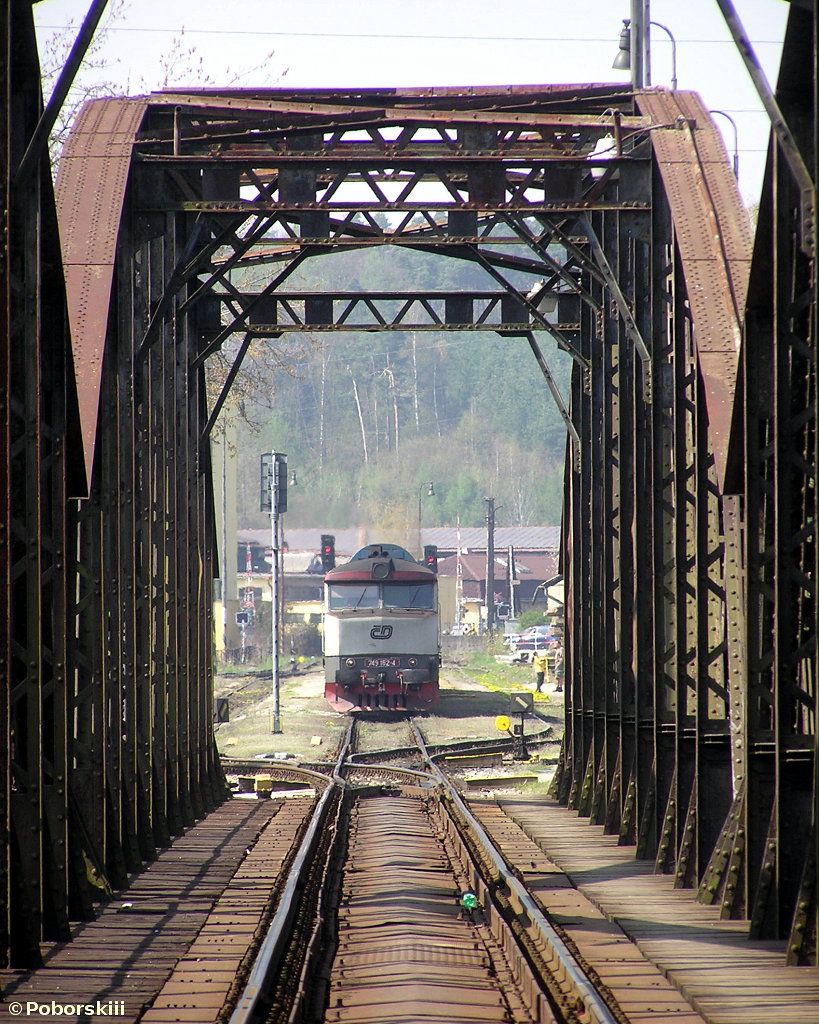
[364,657,399,668]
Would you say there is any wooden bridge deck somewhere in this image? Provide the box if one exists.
[500,797,819,1024]
[0,797,305,1023]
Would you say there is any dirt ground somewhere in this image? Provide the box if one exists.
[214,661,565,771]
[215,667,347,761]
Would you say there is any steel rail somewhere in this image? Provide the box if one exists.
[338,725,556,764]
[219,760,335,789]
[410,721,620,1024]
[227,719,354,1024]
[341,762,433,782]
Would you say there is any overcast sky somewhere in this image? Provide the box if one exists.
[35,0,790,205]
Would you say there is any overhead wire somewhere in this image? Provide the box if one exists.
[35,23,784,45]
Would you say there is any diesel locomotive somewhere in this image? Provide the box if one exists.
[323,543,440,711]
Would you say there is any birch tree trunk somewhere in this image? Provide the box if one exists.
[411,333,420,432]
[347,365,369,464]
[319,340,326,476]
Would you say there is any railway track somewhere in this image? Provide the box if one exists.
[219,719,622,1024]
[221,723,557,781]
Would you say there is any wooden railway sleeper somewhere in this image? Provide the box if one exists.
[432,795,623,1024]
[432,801,536,1023]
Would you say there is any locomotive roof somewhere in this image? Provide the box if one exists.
[348,542,414,563]
[325,543,435,583]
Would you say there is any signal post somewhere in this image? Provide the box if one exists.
[261,452,288,733]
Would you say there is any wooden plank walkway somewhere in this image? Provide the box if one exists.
[141,797,314,1022]
[469,799,707,1023]
[0,798,291,1023]
[499,797,819,1024]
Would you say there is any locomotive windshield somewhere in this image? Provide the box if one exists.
[327,581,435,610]
[327,583,379,609]
[382,583,435,609]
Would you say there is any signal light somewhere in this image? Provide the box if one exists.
[320,534,336,571]
[423,544,438,572]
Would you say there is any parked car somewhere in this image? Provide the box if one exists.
[505,624,552,648]
[510,633,552,661]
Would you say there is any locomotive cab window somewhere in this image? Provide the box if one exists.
[328,583,379,609]
[382,583,435,609]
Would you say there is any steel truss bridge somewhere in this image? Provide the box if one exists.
[2,0,817,973]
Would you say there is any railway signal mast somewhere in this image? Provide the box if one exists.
[261,452,288,733]
[485,497,496,634]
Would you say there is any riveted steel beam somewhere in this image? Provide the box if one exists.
[5,35,814,971]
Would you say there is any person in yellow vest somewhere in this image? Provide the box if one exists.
[532,649,549,692]
[552,640,564,692]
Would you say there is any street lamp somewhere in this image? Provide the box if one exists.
[612,19,632,72]
[709,109,740,180]
[649,21,678,91]
[418,481,434,556]
[612,16,678,91]
[261,451,289,734]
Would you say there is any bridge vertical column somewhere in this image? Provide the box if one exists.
[567,267,594,811]
[605,161,656,853]
[117,217,157,863]
[599,222,621,830]
[171,210,195,826]
[145,226,174,837]
[183,246,205,817]
[8,36,47,963]
[693,377,730,888]
[580,209,619,826]
[671,246,697,885]
[67,499,112,911]
[565,362,580,807]
[742,135,817,947]
[649,183,677,869]
[100,248,141,878]
[3,0,77,965]
[609,243,635,839]
[1,1,11,965]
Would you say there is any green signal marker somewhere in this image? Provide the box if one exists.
[460,892,478,910]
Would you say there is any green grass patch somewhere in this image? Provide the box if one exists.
[461,651,550,703]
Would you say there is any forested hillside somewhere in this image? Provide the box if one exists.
[224,245,572,536]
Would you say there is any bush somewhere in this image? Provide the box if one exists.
[517,609,550,630]
[284,622,322,656]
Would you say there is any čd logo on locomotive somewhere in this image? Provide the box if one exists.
[370,625,393,640]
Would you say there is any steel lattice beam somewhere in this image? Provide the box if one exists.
[2,16,817,969]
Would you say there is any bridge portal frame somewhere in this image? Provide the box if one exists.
[3,30,815,969]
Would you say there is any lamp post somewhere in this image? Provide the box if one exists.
[612,12,678,91]
[709,109,740,180]
[649,20,677,91]
[261,451,289,734]
[417,481,434,556]
[611,0,646,88]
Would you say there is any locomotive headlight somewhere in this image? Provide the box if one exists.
[345,657,356,668]
[408,658,418,667]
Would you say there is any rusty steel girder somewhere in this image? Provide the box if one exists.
[556,86,749,880]
[2,5,816,971]
[554,2,818,966]
[56,80,754,948]
[724,3,817,961]
[1,2,86,967]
